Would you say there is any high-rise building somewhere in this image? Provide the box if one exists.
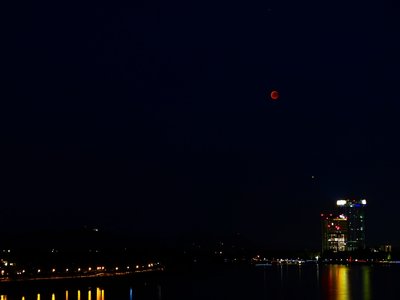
[321,213,348,253]
[336,199,367,251]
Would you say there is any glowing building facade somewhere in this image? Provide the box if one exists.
[321,214,348,253]
[336,199,367,251]
[321,199,367,253]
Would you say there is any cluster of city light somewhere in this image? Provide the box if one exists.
[275,258,306,265]
[251,255,317,266]
[323,198,368,253]
[336,199,367,206]
[251,255,268,262]
[0,262,163,279]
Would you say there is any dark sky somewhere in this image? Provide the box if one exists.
[2,0,400,249]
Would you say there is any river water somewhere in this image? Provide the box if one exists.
[0,264,399,299]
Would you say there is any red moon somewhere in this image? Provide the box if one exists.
[270,90,279,100]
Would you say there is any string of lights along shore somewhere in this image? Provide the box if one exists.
[321,199,367,253]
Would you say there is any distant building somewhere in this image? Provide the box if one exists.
[321,213,348,253]
[321,199,367,253]
[336,199,367,251]
[379,245,392,253]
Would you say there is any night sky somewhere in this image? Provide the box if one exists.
[3,0,400,249]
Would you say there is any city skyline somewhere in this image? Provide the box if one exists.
[2,1,400,249]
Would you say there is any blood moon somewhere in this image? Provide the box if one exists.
[270,90,279,100]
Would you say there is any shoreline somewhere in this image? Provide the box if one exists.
[0,268,164,284]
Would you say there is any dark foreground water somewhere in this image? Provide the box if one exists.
[1,264,399,299]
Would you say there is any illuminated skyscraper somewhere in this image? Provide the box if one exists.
[336,199,367,251]
[321,213,348,253]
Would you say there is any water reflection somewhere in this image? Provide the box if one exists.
[157,284,162,300]
[336,266,350,300]
[362,266,371,300]
[324,265,350,300]
[0,288,106,300]
[322,265,374,300]
[0,266,375,300]
[97,287,102,300]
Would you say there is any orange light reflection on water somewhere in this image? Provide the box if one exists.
[336,266,350,300]
[96,288,101,300]
[1,287,104,300]
[324,265,350,300]
[325,265,372,300]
